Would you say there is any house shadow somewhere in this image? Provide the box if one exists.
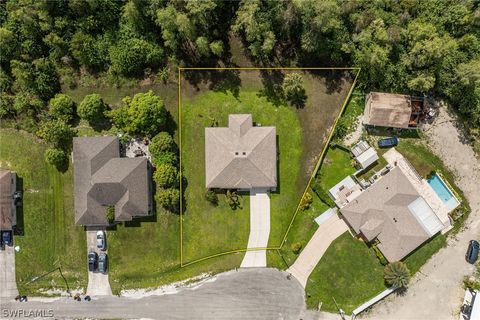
[270,135,281,195]
[13,175,24,236]
[365,126,421,139]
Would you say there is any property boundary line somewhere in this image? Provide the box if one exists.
[178,67,360,267]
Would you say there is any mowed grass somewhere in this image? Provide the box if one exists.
[319,147,356,190]
[0,129,86,295]
[181,90,302,263]
[305,232,386,313]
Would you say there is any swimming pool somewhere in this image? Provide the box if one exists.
[427,174,460,211]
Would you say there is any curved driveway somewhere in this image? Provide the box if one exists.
[1,269,307,320]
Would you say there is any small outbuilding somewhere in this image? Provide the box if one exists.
[351,140,379,170]
[364,92,426,129]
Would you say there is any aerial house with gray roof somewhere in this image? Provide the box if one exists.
[340,167,445,262]
[205,114,277,190]
[73,136,152,226]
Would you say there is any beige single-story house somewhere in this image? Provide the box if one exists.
[0,170,17,231]
[73,136,152,226]
[363,92,426,129]
[340,167,445,262]
[205,114,277,190]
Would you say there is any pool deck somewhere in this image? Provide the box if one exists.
[383,148,451,228]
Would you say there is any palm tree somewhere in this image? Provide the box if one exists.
[282,73,307,107]
[384,261,411,288]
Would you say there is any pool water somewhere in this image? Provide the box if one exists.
[427,174,460,211]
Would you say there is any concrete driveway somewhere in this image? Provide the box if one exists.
[0,245,18,300]
[85,228,112,296]
[287,214,349,287]
[241,188,270,268]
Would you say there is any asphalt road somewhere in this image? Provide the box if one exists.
[0,268,314,320]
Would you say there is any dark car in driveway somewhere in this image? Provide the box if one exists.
[1,231,12,246]
[378,136,398,148]
[88,251,98,272]
[98,253,108,274]
[466,240,479,264]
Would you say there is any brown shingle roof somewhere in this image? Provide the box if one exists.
[364,92,412,129]
[205,114,277,189]
[340,167,433,261]
[74,137,150,226]
[0,170,15,230]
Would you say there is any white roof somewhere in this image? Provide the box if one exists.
[356,147,379,169]
[408,197,444,236]
[314,208,337,226]
[470,291,480,320]
[329,176,357,199]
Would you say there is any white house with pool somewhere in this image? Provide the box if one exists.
[330,148,460,262]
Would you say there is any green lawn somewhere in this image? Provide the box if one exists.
[0,129,86,295]
[181,90,302,263]
[305,232,386,313]
[318,147,356,190]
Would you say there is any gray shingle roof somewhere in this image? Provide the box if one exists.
[205,114,277,189]
[340,167,435,262]
[74,136,150,226]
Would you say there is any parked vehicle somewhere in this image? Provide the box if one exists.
[466,240,479,264]
[1,231,12,246]
[13,191,22,206]
[96,230,106,250]
[378,136,398,148]
[98,253,108,274]
[88,251,98,272]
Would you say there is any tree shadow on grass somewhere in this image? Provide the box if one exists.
[257,70,286,107]
[183,69,242,100]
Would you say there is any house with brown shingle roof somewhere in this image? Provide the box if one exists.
[363,92,426,129]
[340,167,444,262]
[0,170,16,231]
[73,136,151,226]
[205,114,277,190]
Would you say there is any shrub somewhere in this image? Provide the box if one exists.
[152,151,178,167]
[153,163,178,188]
[149,132,176,156]
[372,245,388,265]
[311,178,335,207]
[155,188,180,212]
[299,192,313,211]
[48,93,76,122]
[291,242,302,254]
[37,119,76,148]
[109,91,168,137]
[226,190,241,210]
[384,261,411,288]
[106,205,115,223]
[78,93,107,123]
[205,189,218,206]
[44,147,68,170]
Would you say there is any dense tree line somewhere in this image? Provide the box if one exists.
[0,0,479,138]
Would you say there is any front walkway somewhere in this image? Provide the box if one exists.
[287,214,349,288]
[86,228,112,296]
[0,245,18,300]
[241,189,270,268]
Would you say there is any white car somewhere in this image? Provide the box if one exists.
[96,230,106,251]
